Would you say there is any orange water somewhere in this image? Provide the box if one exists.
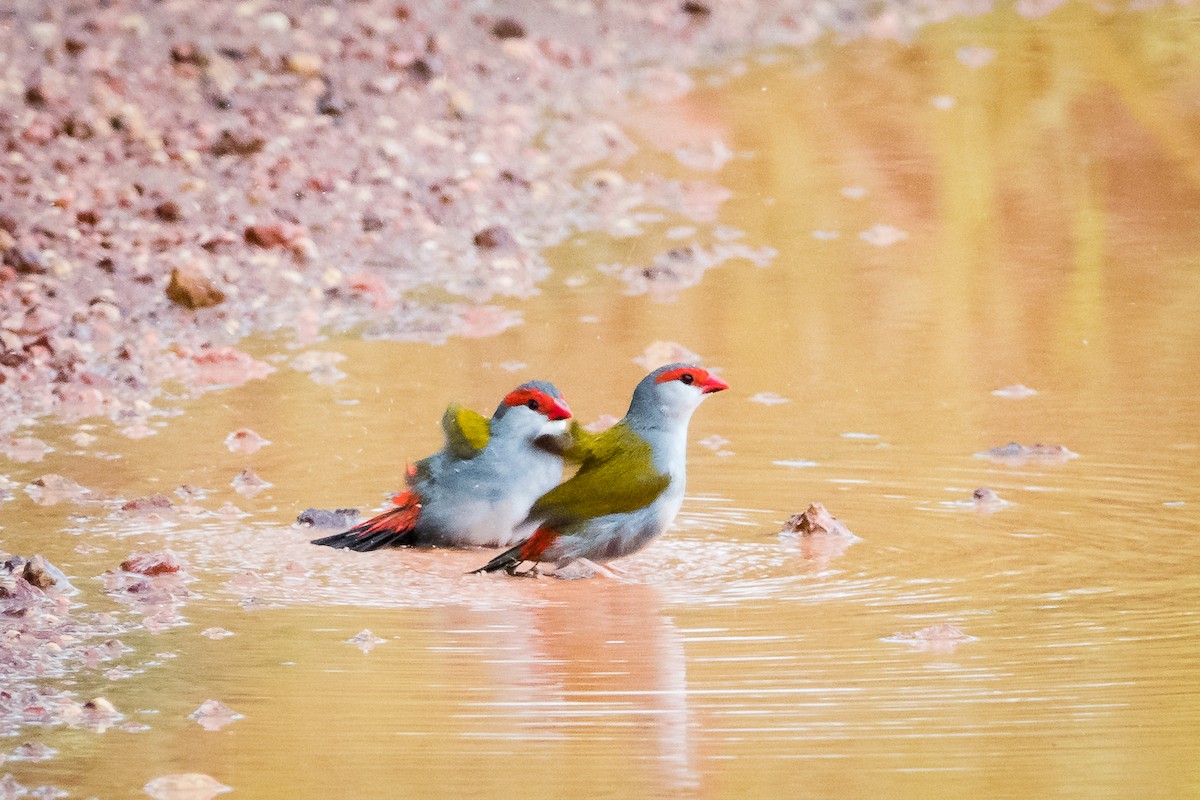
[3,4,1200,798]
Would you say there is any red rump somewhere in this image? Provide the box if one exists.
[355,489,422,539]
[391,463,420,503]
[519,527,559,561]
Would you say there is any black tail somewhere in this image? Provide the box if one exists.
[311,495,421,552]
[469,543,524,574]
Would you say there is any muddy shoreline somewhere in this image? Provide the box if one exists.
[0,0,966,434]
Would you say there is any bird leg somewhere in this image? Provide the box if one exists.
[505,561,540,578]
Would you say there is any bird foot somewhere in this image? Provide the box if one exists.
[504,562,540,578]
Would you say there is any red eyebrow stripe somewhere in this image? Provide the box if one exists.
[655,367,704,384]
[503,387,548,408]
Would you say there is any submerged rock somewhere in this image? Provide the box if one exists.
[231,469,271,497]
[188,699,243,731]
[224,428,270,455]
[121,494,176,515]
[971,487,1012,511]
[143,773,231,800]
[346,629,386,653]
[975,442,1078,466]
[295,508,360,529]
[779,503,857,539]
[884,623,977,653]
[24,474,90,506]
[120,551,182,576]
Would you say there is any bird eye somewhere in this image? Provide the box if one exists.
[526,399,540,410]
[679,373,695,385]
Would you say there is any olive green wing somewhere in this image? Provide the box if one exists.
[440,403,491,460]
[530,423,670,524]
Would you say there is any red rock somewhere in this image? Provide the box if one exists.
[780,503,855,538]
[472,225,516,250]
[210,130,265,157]
[155,201,182,222]
[491,18,526,39]
[243,224,290,248]
[121,494,175,513]
[170,42,207,66]
[166,266,226,309]
[184,345,272,387]
[120,551,182,576]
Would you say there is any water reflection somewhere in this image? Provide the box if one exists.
[452,582,698,792]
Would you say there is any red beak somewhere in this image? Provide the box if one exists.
[701,374,729,394]
[547,398,573,421]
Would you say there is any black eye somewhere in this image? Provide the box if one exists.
[679,373,695,385]
[527,399,540,410]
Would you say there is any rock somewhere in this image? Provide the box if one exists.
[971,487,1009,510]
[25,474,89,506]
[166,266,226,309]
[490,18,526,39]
[170,42,208,66]
[6,741,57,762]
[779,503,857,538]
[24,83,49,108]
[224,428,270,454]
[154,200,182,222]
[347,629,386,652]
[200,627,234,639]
[231,469,271,497]
[121,494,175,514]
[21,555,58,589]
[295,507,360,528]
[120,551,182,576]
[2,436,52,463]
[210,130,265,157]
[285,52,323,77]
[975,442,1079,465]
[314,77,347,117]
[243,224,290,248]
[143,773,231,800]
[884,623,977,653]
[0,774,29,798]
[3,246,46,275]
[472,225,516,250]
[188,699,243,731]
[184,346,273,388]
[405,58,436,83]
[83,697,118,714]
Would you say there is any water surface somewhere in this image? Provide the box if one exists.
[3,5,1200,798]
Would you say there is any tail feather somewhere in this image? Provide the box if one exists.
[311,490,422,552]
[470,528,558,574]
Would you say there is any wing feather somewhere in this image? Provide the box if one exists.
[440,403,491,460]
[530,423,669,525]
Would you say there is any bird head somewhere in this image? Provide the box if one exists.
[492,380,573,444]
[628,363,729,426]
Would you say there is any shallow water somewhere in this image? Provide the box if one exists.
[4,4,1200,798]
